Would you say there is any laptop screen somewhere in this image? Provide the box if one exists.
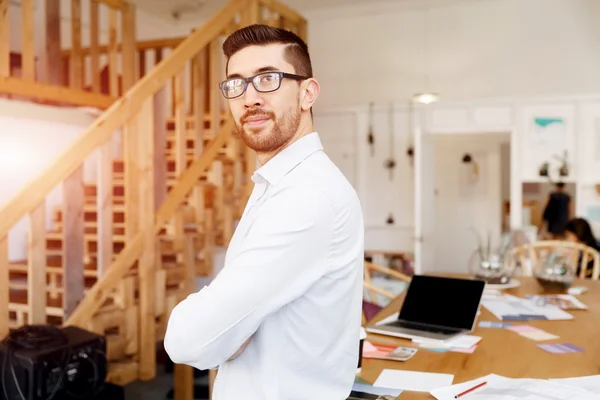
[398,275,485,330]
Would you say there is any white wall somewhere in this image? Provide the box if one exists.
[306,0,600,110]
[0,99,102,261]
[315,104,416,253]
[433,133,508,274]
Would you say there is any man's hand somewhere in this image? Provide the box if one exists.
[228,338,251,361]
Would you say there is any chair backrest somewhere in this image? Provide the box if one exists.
[361,261,411,325]
[509,240,600,280]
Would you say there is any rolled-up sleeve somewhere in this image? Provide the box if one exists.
[163,186,335,370]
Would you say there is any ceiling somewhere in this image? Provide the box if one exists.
[130,0,473,25]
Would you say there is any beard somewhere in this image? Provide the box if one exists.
[236,104,301,153]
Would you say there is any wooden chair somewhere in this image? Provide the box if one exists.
[362,262,411,324]
[509,240,600,280]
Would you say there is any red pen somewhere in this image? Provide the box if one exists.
[454,381,487,398]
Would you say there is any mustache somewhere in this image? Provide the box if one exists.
[241,109,275,123]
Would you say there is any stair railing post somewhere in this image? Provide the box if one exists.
[137,96,157,381]
[0,236,8,339]
[0,0,9,78]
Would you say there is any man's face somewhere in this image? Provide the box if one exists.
[225,44,302,153]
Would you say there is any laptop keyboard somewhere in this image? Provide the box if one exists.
[389,320,460,335]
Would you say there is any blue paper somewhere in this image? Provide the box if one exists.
[351,382,403,397]
[479,321,513,328]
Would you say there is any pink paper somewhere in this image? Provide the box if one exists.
[508,325,538,333]
[450,345,477,354]
[363,341,378,353]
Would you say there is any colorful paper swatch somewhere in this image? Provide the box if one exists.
[478,321,513,328]
[362,341,418,361]
[507,325,559,341]
[537,343,584,354]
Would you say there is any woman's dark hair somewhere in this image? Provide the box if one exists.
[565,218,597,247]
[222,24,312,78]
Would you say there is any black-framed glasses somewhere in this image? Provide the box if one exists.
[219,71,308,99]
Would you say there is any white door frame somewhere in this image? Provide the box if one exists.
[413,124,520,275]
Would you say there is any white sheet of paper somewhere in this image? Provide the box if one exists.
[550,375,600,393]
[375,312,399,326]
[373,369,454,392]
[430,374,508,400]
[412,335,482,349]
[431,374,600,400]
[482,294,574,321]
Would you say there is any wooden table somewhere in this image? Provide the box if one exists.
[360,277,600,399]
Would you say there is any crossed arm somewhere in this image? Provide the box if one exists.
[163,187,334,370]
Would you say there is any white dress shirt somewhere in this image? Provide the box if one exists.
[164,132,364,400]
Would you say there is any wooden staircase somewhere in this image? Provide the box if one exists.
[0,0,307,392]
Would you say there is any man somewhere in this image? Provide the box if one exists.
[164,24,364,399]
[539,182,572,239]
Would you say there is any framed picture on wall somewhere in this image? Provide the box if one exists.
[532,117,566,145]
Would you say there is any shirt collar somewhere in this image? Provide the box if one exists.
[253,132,323,186]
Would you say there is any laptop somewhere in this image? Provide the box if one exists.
[366,275,486,341]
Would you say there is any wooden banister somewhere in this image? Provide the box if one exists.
[61,37,188,58]
[0,76,117,108]
[0,0,245,240]
[65,118,234,326]
[97,0,127,10]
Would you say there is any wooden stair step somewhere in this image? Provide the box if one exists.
[165,113,228,129]
[9,274,97,292]
[46,231,127,243]
[165,130,215,141]
[9,258,100,279]
[106,360,139,386]
[106,334,128,362]
[8,289,65,317]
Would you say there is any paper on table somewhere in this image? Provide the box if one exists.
[431,374,600,400]
[519,330,560,341]
[412,335,481,349]
[550,375,600,392]
[430,373,508,400]
[568,286,589,295]
[374,312,399,326]
[374,369,454,392]
[362,341,379,353]
[482,293,574,321]
[507,325,560,340]
[527,294,589,310]
[448,345,477,354]
[351,382,403,397]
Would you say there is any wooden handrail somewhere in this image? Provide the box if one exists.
[0,0,246,240]
[96,0,127,10]
[61,36,187,57]
[65,118,234,326]
[0,76,116,109]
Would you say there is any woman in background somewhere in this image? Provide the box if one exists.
[564,218,600,277]
[540,182,572,238]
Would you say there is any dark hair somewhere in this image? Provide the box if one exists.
[565,218,597,247]
[556,182,565,189]
[222,24,313,78]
